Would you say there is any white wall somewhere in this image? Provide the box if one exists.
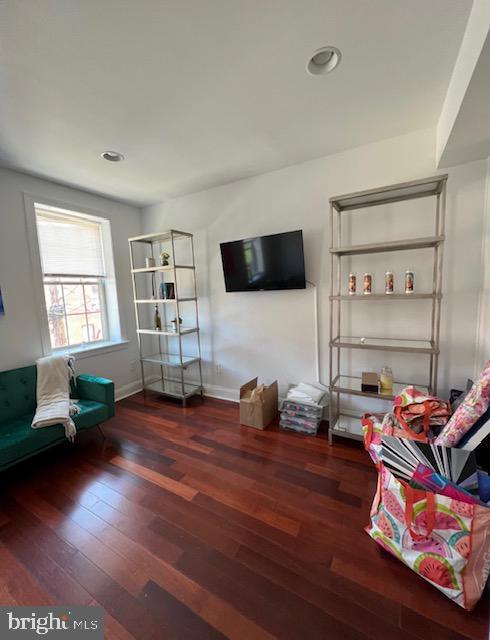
[436,0,490,166]
[475,156,490,374]
[0,167,142,397]
[142,128,488,407]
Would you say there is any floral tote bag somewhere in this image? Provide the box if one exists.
[366,466,490,610]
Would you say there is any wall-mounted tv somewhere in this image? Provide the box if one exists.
[220,230,306,292]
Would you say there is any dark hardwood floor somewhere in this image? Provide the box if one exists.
[0,392,488,639]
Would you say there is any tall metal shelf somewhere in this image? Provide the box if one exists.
[328,175,447,444]
[129,229,203,406]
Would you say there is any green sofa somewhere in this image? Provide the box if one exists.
[0,364,115,471]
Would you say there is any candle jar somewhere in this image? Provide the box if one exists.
[380,366,394,394]
[363,273,372,295]
[405,270,414,294]
[385,271,394,294]
[348,273,356,295]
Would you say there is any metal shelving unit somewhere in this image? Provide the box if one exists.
[328,175,447,444]
[129,229,203,406]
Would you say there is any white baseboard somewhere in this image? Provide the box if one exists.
[115,379,240,404]
[115,379,143,401]
[203,383,238,402]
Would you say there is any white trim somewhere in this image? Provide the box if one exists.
[114,380,239,404]
[23,192,126,355]
[115,374,163,401]
[60,339,130,360]
[202,383,238,402]
[475,156,490,375]
[115,379,143,401]
[24,193,52,354]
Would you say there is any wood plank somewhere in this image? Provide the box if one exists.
[88,600,136,640]
[0,542,55,605]
[180,474,301,537]
[108,454,198,500]
[234,545,414,639]
[63,551,164,640]
[176,547,367,640]
[331,553,489,639]
[0,520,93,605]
[140,579,227,639]
[14,472,277,638]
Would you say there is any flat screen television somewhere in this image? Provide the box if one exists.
[220,230,306,292]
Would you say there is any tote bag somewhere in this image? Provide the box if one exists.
[366,466,490,610]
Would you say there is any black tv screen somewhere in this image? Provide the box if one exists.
[220,230,306,292]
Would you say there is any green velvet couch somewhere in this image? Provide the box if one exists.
[0,364,115,471]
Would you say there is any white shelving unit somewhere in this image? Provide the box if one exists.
[128,229,203,406]
[328,175,447,444]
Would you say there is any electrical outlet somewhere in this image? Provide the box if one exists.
[215,363,223,377]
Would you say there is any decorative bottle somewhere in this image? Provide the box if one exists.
[154,305,162,331]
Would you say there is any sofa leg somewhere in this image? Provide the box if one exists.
[97,424,106,440]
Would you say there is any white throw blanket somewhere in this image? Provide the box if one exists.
[287,382,326,405]
[32,354,79,441]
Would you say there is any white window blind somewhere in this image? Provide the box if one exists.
[35,208,106,277]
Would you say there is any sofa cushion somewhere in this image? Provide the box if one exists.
[77,375,115,418]
[0,399,108,469]
[73,399,109,429]
[0,365,37,423]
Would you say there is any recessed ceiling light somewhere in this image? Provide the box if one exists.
[101,150,125,162]
[306,46,341,76]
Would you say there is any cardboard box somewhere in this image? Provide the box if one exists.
[361,371,379,393]
[240,377,278,430]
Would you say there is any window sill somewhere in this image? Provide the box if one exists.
[54,339,130,360]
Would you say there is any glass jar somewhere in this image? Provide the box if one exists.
[379,366,394,394]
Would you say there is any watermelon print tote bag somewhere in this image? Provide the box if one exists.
[366,467,490,610]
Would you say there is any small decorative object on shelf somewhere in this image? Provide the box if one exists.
[363,273,372,295]
[160,251,170,266]
[405,270,414,294]
[385,271,394,294]
[145,257,156,268]
[171,316,183,333]
[159,282,165,299]
[379,366,394,394]
[361,371,379,393]
[165,282,175,299]
[348,273,356,295]
[154,305,162,330]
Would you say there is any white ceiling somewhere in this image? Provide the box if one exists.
[0,0,472,205]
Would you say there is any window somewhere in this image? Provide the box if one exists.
[35,206,109,350]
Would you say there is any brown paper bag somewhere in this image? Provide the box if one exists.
[239,378,278,429]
